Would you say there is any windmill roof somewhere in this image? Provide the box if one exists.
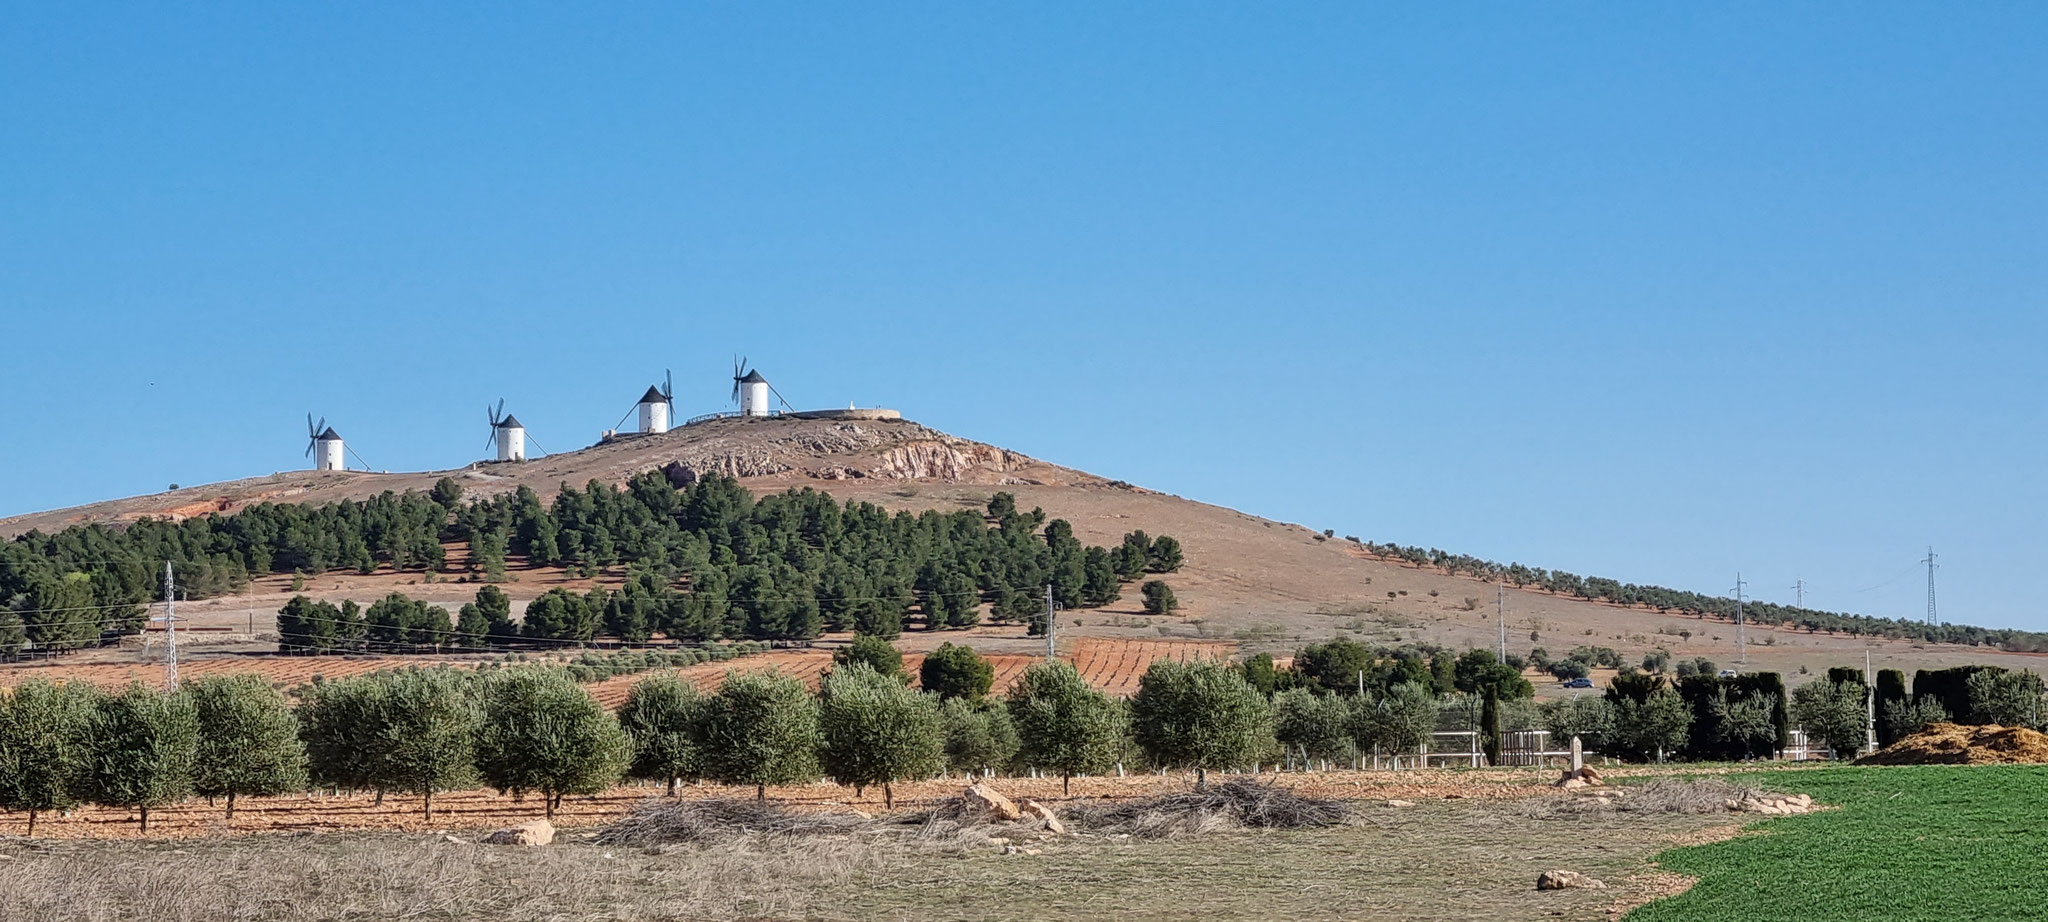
[497,415,524,429]
[638,385,667,403]
[317,427,342,441]
[740,370,768,384]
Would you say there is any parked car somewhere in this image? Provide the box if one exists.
[1562,677,1594,689]
[1718,669,1740,678]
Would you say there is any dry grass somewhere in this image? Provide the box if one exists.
[1517,778,1779,818]
[1064,779,1358,838]
[592,797,870,846]
[0,831,885,922]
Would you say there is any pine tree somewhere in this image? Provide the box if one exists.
[833,634,906,681]
[920,642,995,701]
[1142,580,1179,614]
[1147,535,1185,572]
[188,675,308,817]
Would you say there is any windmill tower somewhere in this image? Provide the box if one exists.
[486,400,527,462]
[636,370,674,434]
[306,415,345,471]
[731,357,779,417]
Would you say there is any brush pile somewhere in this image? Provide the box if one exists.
[593,798,869,847]
[1857,723,2048,765]
[1064,780,1356,838]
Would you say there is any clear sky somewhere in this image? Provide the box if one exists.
[2,4,2042,629]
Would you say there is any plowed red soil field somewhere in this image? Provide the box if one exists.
[582,637,1238,707]
[0,655,483,691]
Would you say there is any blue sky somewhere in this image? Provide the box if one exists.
[3,4,2043,628]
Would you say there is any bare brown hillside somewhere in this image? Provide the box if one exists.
[4,415,2040,682]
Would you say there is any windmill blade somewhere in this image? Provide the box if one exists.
[307,413,316,438]
[304,439,314,458]
[664,369,674,401]
[485,428,497,452]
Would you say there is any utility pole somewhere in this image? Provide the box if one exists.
[1496,582,1507,663]
[1735,573,1748,664]
[1043,583,1057,661]
[1864,650,1876,755]
[156,562,180,691]
[1923,547,1939,625]
[1792,578,1806,609]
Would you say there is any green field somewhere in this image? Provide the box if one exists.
[1633,765,2048,921]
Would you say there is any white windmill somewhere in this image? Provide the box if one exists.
[635,370,674,434]
[485,399,528,462]
[305,414,345,471]
[730,357,787,417]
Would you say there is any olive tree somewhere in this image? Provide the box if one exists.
[1354,681,1437,765]
[1967,669,2045,729]
[1610,686,1691,761]
[702,670,821,799]
[1007,660,1126,794]
[298,669,481,819]
[939,696,1019,776]
[475,669,632,818]
[76,684,199,832]
[1791,679,1869,759]
[1273,688,1354,768]
[818,663,945,808]
[618,673,709,794]
[188,675,308,817]
[0,679,99,835]
[1883,696,1950,741]
[1539,696,1612,752]
[1129,660,1274,787]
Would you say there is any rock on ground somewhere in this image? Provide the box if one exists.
[483,819,555,846]
[963,784,1023,822]
[1019,799,1065,834]
[1537,870,1607,891]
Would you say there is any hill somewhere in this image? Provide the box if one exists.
[3,415,2042,683]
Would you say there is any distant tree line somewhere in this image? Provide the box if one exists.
[0,476,1185,656]
[1358,540,2048,652]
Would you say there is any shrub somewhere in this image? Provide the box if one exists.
[0,679,98,834]
[188,675,308,817]
[619,673,709,794]
[1874,669,1909,745]
[1129,660,1275,787]
[701,671,821,799]
[920,642,994,700]
[76,684,198,832]
[818,663,945,807]
[1008,660,1127,794]
[475,669,631,818]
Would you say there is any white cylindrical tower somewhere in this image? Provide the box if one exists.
[636,386,670,433]
[740,370,770,417]
[496,416,527,462]
[315,428,345,471]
